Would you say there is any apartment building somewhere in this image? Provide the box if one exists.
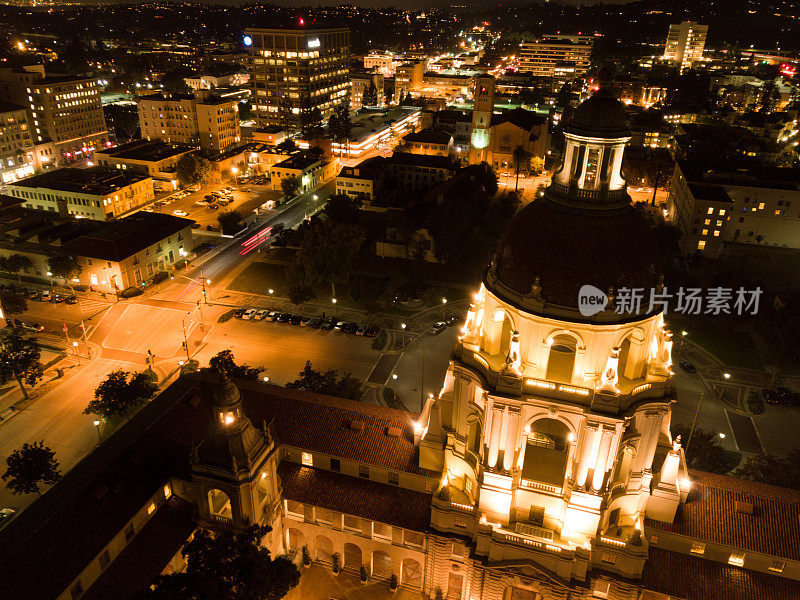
[94,140,196,191]
[0,101,36,184]
[663,21,708,73]
[401,129,454,156]
[386,152,458,191]
[350,71,385,110]
[363,52,401,76]
[7,166,153,221]
[335,155,385,200]
[519,35,594,78]
[137,90,241,152]
[245,26,350,129]
[667,159,800,257]
[0,65,108,160]
[393,61,424,103]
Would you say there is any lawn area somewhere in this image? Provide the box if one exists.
[665,315,762,370]
[227,260,469,316]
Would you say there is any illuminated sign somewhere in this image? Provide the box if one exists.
[243,35,252,46]
[308,37,320,49]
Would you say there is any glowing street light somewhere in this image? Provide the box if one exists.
[392,373,398,398]
[442,297,447,319]
[93,419,102,443]
[723,372,731,380]
[331,298,337,305]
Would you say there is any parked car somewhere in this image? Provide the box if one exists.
[678,361,697,374]
[276,313,292,323]
[196,199,210,205]
[41,289,51,301]
[320,318,336,330]
[64,295,78,305]
[253,309,269,321]
[241,308,257,320]
[204,194,216,201]
[234,308,248,318]
[50,294,64,303]
[191,223,202,229]
[343,322,358,334]
[429,321,447,335]
[365,326,380,338]
[0,508,15,531]
[356,325,367,336]
[300,316,311,326]
[207,204,220,210]
[173,209,188,217]
[265,311,280,322]
[445,316,460,326]
[333,320,346,332]
[289,314,303,325]
[308,317,323,328]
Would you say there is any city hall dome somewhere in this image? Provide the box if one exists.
[564,87,630,139]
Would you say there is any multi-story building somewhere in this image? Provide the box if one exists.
[269,152,338,194]
[94,141,197,192]
[394,61,424,103]
[137,90,241,152]
[244,26,350,130]
[3,85,798,600]
[663,21,708,73]
[0,65,109,161]
[350,71,385,110]
[363,52,401,76]
[386,152,459,191]
[335,156,385,201]
[7,166,153,221]
[401,129,454,156]
[0,202,193,291]
[0,101,37,184]
[519,35,594,78]
[667,159,800,257]
[184,72,250,91]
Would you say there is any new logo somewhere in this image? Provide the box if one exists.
[578,285,608,317]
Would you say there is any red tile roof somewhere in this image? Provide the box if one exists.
[642,547,800,600]
[278,462,431,532]
[645,470,800,561]
[80,497,195,600]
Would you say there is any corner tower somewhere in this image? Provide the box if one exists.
[468,74,495,164]
[417,75,689,586]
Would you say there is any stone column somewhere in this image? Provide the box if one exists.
[503,410,520,472]
[575,424,600,489]
[592,428,614,492]
[487,405,504,469]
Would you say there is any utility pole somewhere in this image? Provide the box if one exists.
[80,320,90,359]
[182,313,191,361]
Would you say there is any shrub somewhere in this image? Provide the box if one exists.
[359,564,368,581]
[332,552,341,573]
[389,574,398,590]
[301,545,311,566]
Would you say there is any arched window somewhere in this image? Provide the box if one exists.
[618,336,633,381]
[467,418,482,456]
[545,334,577,383]
[207,488,232,520]
[521,419,571,487]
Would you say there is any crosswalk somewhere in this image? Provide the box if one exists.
[77,298,113,315]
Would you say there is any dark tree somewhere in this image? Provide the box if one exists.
[2,440,61,495]
[323,193,363,225]
[0,290,27,315]
[286,361,364,401]
[733,451,800,490]
[0,254,33,282]
[673,424,741,474]
[137,525,300,600]
[176,154,213,188]
[205,350,265,381]
[297,221,364,298]
[280,175,301,198]
[362,81,378,107]
[84,370,158,420]
[217,210,245,235]
[512,145,531,191]
[288,283,314,306]
[47,254,81,282]
[0,327,43,399]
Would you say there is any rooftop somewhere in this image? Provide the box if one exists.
[9,167,149,196]
[645,470,800,562]
[678,159,800,191]
[388,152,458,170]
[95,140,195,163]
[403,129,453,145]
[274,151,323,171]
[687,182,733,204]
[492,107,549,132]
[338,156,384,179]
[60,211,194,262]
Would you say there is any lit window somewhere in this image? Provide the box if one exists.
[147,503,156,515]
[728,552,745,566]
[758,202,765,209]
[718,209,726,216]
[163,484,171,498]
[701,229,708,236]
[493,308,505,322]
[601,553,616,564]
[716,220,722,226]
[690,541,706,555]
[301,452,313,466]
[769,560,786,573]
[697,241,706,250]
[704,219,710,225]
[707,207,714,214]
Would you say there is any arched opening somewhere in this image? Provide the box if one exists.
[545,334,577,383]
[402,558,423,589]
[521,418,571,487]
[467,418,482,456]
[503,586,544,600]
[256,473,269,505]
[372,550,392,579]
[618,337,632,382]
[286,527,304,556]
[315,535,333,565]
[499,312,512,357]
[343,542,362,574]
[207,488,232,521]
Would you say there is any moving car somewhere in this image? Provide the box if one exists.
[445,316,460,326]
[173,209,188,217]
[22,322,44,332]
[429,321,447,335]
[241,308,257,320]
[678,361,697,374]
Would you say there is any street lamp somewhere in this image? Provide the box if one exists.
[73,341,80,365]
[679,330,688,354]
[268,288,274,295]
[331,298,337,305]
[231,166,238,190]
[263,376,270,383]
[442,297,447,320]
[719,432,726,439]
[401,322,406,346]
[392,373,398,399]
[723,372,731,380]
[93,420,102,444]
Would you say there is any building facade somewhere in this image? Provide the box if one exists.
[137,90,241,152]
[663,21,708,73]
[245,26,350,129]
[350,72,385,110]
[519,35,594,79]
[94,140,196,192]
[0,101,37,184]
[401,129,454,156]
[394,62,425,103]
[0,65,109,161]
[7,166,153,220]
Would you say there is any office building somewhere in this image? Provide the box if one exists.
[663,21,708,73]
[137,90,241,152]
[519,35,594,79]
[94,140,197,192]
[7,166,153,220]
[0,101,37,184]
[0,65,109,161]
[394,61,424,103]
[244,26,350,130]
[667,159,800,257]
[363,52,401,76]
[350,71,385,110]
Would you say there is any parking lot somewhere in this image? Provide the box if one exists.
[226,307,382,338]
[146,182,282,230]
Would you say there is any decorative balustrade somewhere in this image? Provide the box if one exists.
[494,528,565,555]
[519,478,561,495]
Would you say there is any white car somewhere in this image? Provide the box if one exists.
[253,309,269,321]
[0,508,15,531]
[173,209,188,217]
[241,308,257,320]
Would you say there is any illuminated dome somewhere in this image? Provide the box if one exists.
[564,87,630,139]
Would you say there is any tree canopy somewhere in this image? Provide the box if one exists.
[0,254,33,282]
[280,175,300,198]
[286,361,364,401]
[137,524,300,600]
[323,193,363,225]
[47,254,81,281]
[2,440,61,495]
[733,450,800,490]
[0,327,43,399]
[296,220,364,297]
[673,424,742,474]
[84,370,158,420]
[205,350,265,381]
[177,154,213,188]
[0,290,27,315]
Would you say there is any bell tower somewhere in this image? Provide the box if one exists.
[191,369,281,532]
[468,74,495,164]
